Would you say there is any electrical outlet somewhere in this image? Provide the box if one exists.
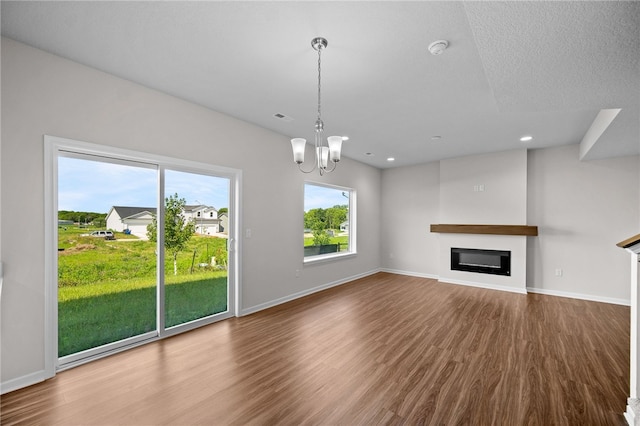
[295,269,300,278]
[245,228,252,238]
[555,268,563,277]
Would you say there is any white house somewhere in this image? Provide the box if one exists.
[106,205,221,238]
[183,205,221,235]
[106,206,157,239]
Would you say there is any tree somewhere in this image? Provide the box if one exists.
[304,208,326,230]
[217,207,228,218]
[325,206,347,230]
[147,193,195,275]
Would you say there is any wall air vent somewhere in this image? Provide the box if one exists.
[273,113,293,122]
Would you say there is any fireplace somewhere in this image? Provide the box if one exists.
[451,247,511,276]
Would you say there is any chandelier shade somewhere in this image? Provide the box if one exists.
[291,37,344,175]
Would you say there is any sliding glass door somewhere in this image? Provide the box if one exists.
[51,137,238,368]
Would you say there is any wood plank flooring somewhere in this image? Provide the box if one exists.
[1,273,630,425]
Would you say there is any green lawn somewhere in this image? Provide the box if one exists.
[57,226,229,357]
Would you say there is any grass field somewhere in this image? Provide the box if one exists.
[57,226,228,357]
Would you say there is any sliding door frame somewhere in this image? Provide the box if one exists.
[44,135,242,376]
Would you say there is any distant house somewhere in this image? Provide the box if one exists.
[183,205,221,235]
[106,204,222,239]
[340,221,349,232]
[106,206,157,239]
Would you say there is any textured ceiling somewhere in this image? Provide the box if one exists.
[2,1,638,168]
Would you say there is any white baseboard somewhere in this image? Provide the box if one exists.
[1,369,49,395]
[526,287,630,306]
[380,268,439,280]
[625,404,635,425]
[382,269,527,295]
[240,268,381,316]
[439,278,527,295]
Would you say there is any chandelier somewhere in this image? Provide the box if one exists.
[291,37,343,175]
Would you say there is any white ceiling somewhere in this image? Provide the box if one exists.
[2,1,638,169]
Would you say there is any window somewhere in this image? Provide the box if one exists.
[303,182,356,262]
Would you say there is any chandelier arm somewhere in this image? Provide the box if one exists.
[322,160,338,174]
[297,161,318,174]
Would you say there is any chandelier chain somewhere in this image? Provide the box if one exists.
[317,47,322,123]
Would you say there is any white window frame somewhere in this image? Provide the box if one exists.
[44,135,242,375]
[303,181,357,264]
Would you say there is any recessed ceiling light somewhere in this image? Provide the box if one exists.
[342,136,349,141]
[431,136,442,140]
[365,152,374,156]
[387,157,395,162]
[520,135,533,142]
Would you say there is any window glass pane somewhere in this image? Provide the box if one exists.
[57,155,157,357]
[304,183,352,257]
[162,170,230,328]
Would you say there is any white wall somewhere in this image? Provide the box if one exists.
[0,38,381,388]
[439,150,527,224]
[380,145,638,302]
[380,162,440,276]
[527,144,639,302]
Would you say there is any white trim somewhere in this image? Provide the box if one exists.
[376,270,633,305]
[625,407,635,425]
[303,251,357,264]
[380,268,439,280]
[526,287,630,306]
[1,370,49,395]
[440,278,527,295]
[240,269,381,316]
[43,138,58,381]
[231,170,243,317]
[625,404,635,426]
[59,331,157,369]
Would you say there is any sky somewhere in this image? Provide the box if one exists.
[304,183,350,212]
[58,156,349,213]
[58,156,230,213]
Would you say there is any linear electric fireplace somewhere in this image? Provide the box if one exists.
[451,247,511,276]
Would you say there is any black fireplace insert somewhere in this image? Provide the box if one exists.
[451,247,511,276]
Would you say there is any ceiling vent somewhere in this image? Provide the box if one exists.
[274,113,293,122]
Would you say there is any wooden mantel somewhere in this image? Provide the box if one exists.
[617,233,640,249]
[430,224,538,237]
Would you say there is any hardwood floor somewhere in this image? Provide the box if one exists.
[1,273,630,425]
